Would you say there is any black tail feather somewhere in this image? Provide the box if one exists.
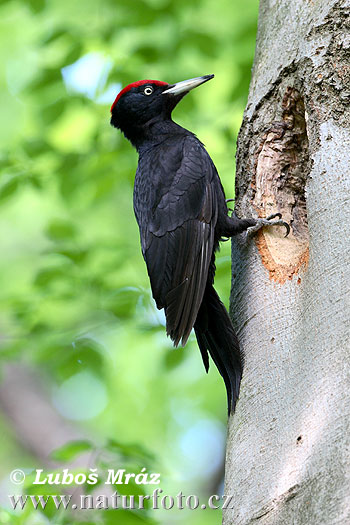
[194,285,243,414]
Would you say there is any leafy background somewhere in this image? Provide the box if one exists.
[0,0,258,523]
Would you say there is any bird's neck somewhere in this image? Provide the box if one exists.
[125,119,188,151]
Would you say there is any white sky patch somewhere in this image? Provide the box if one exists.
[61,52,115,102]
[96,82,121,104]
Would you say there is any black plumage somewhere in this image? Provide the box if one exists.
[110,75,287,413]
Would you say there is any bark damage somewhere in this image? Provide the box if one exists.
[251,87,309,284]
[234,0,350,285]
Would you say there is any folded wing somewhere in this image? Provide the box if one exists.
[138,137,217,346]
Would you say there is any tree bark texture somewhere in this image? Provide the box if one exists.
[225,1,350,524]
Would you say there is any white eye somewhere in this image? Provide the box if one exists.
[144,86,153,95]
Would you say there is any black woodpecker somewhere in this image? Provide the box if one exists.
[110,75,289,414]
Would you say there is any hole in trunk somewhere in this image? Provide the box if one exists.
[251,87,310,284]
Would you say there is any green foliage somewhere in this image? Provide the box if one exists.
[51,440,94,462]
[0,0,258,523]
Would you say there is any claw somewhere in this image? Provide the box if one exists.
[282,221,290,238]
[246,214,290,238]
[267,212,282,220]
[266,213,289,236]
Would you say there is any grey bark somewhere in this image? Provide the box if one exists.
[225,1,350,524]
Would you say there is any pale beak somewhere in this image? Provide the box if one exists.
[162,74,214,95]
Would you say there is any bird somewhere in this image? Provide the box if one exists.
[110,74,289,414]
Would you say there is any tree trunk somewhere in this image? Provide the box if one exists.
[224,1,350,524]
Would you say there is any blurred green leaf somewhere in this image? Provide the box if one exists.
[51,439,94,461]
[163,347,187,370]
[106,440,156,464]
[104,287,144,319]
[0,177,19,201]
[46,219,78,241]
[27,0,46,13]
[34,265,73,287]
[55,337,106,380]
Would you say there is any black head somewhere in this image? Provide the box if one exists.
[110,75,214,147]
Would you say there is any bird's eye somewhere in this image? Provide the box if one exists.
[144,86,154,96]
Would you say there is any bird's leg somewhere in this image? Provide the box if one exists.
[221,212,259,237]
[222,212,290,238]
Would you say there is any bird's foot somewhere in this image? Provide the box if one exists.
[246,213,290,239]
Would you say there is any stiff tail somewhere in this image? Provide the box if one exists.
[194,284,243,414]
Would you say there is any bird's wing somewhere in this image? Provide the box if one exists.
[137,136,217,346]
